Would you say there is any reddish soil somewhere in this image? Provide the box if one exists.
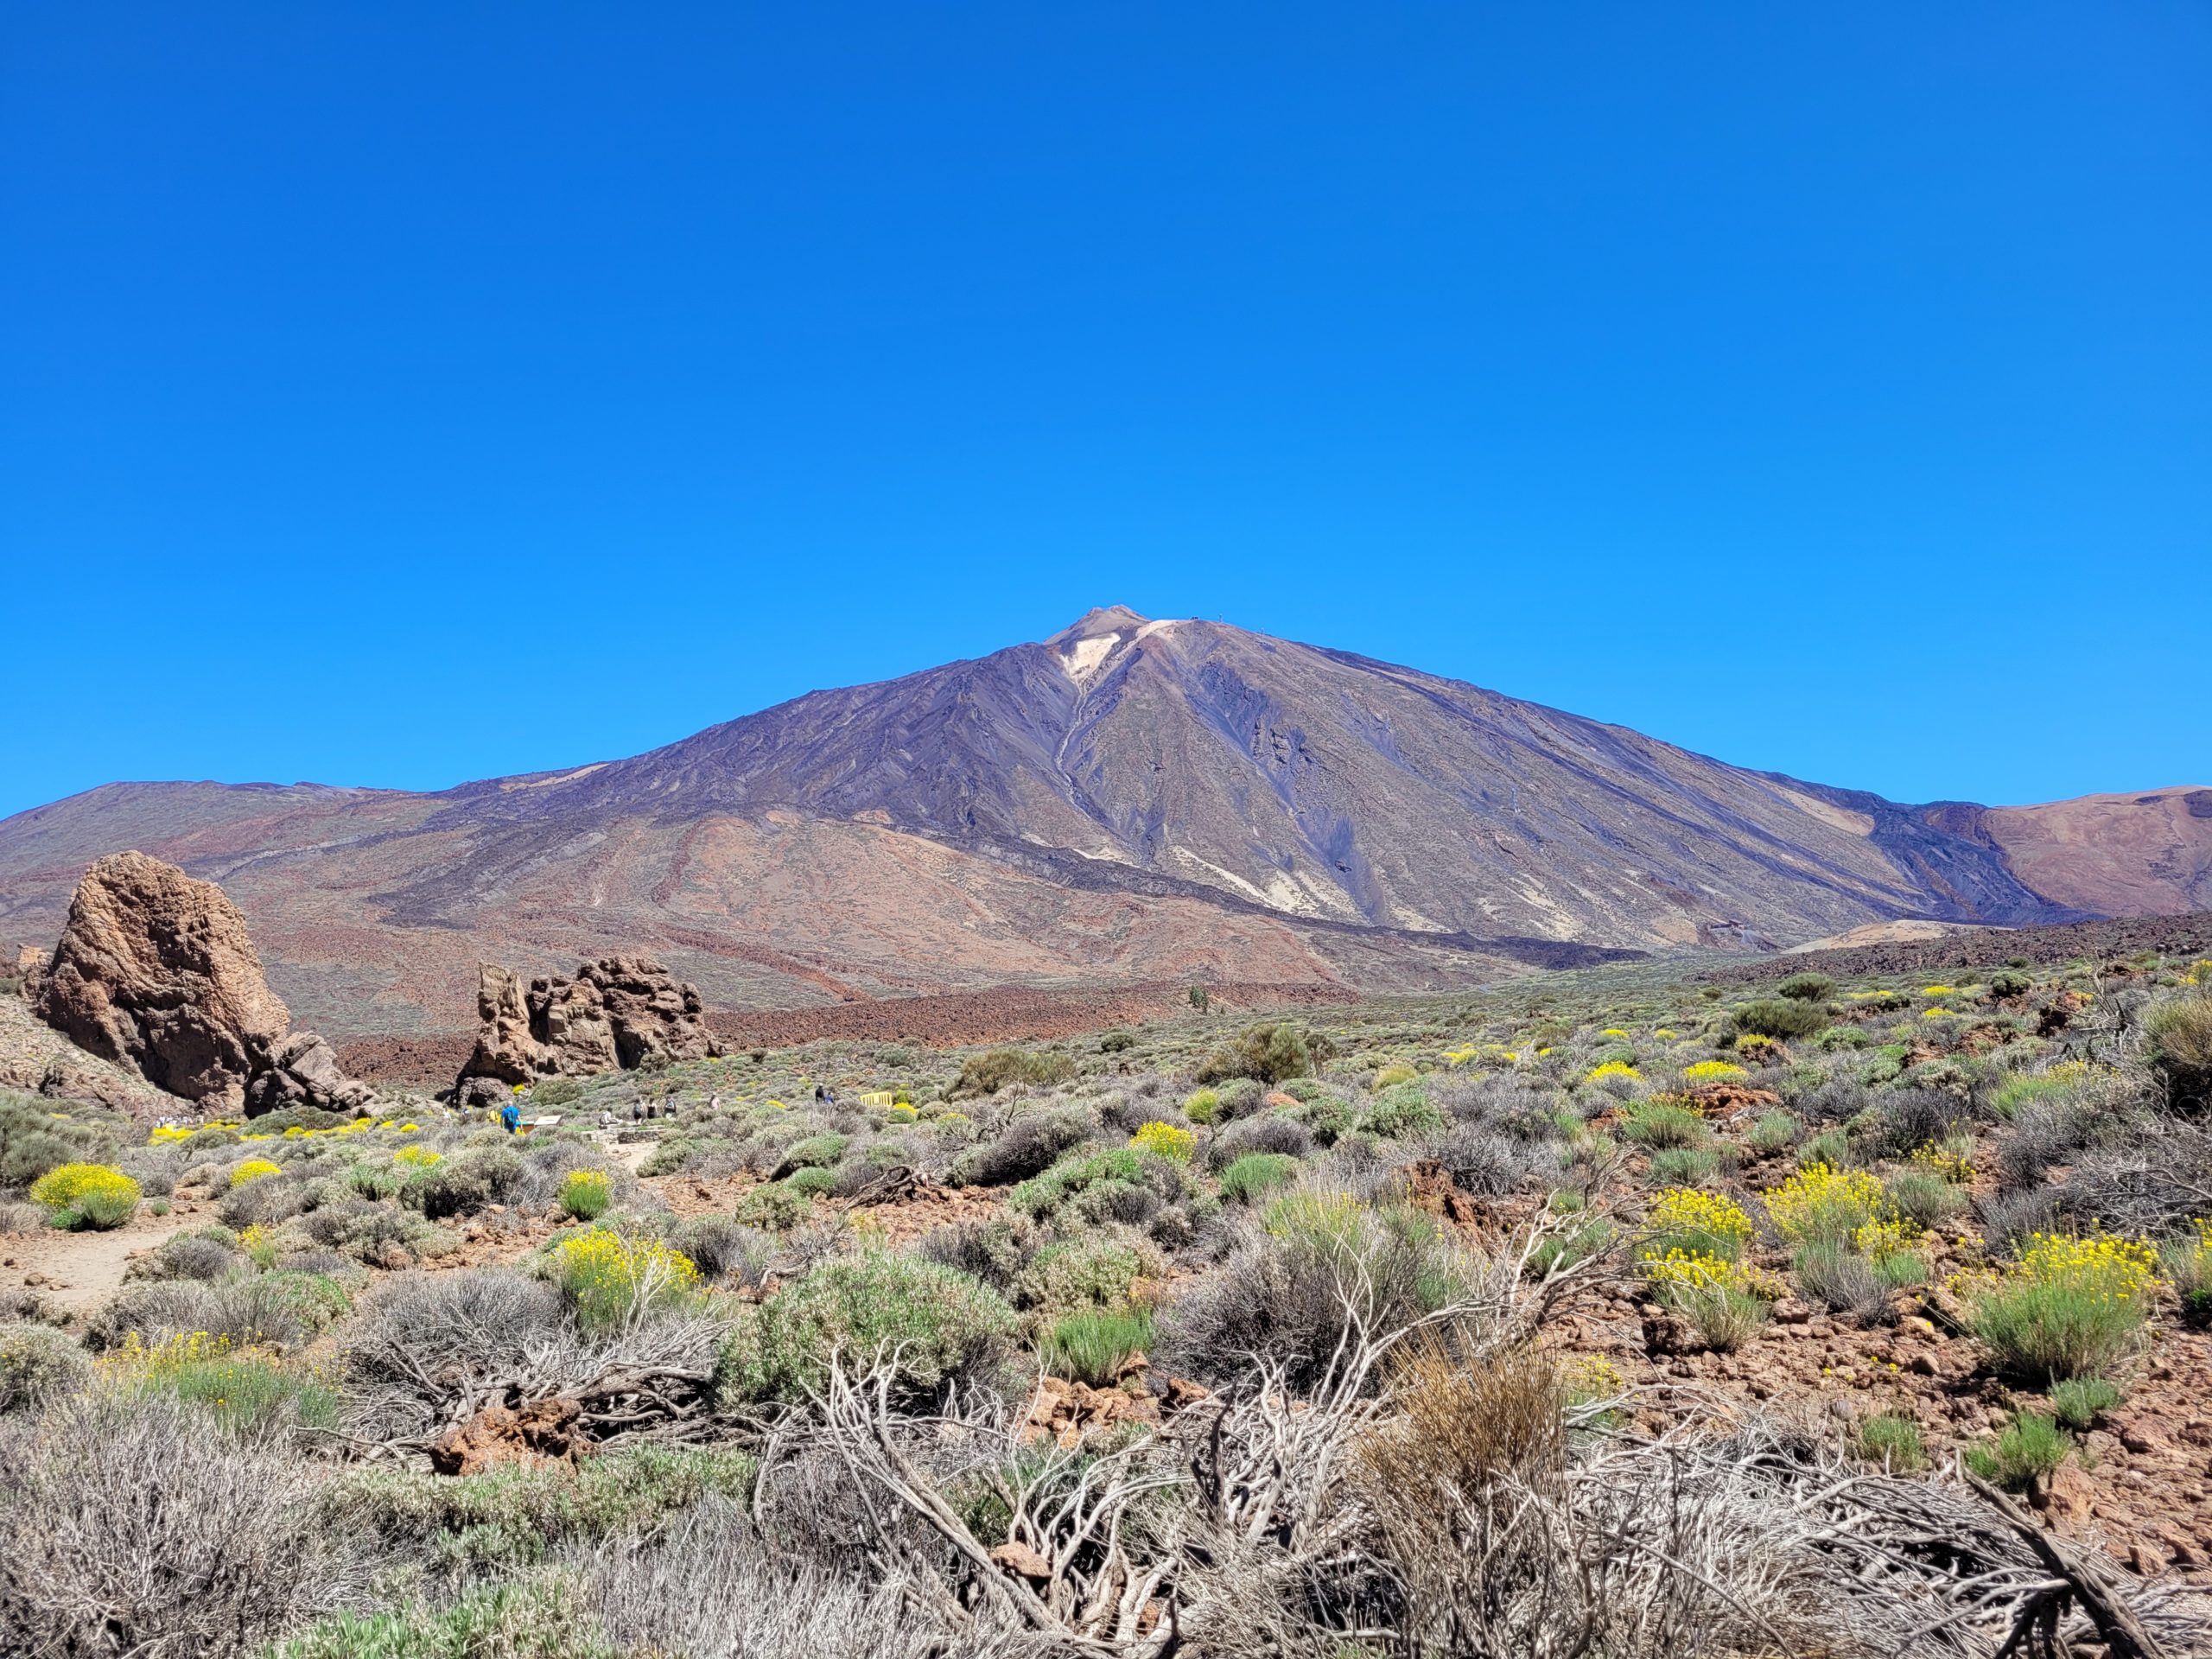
[705,979,1358,1051]
[340,979,1361,1084]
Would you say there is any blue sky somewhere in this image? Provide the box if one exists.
[3,3,2206,821]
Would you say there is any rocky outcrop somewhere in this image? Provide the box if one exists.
[30,852,372,1116]
[454,956,722,1095]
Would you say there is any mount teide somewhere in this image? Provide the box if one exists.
[3,608,2205,1039]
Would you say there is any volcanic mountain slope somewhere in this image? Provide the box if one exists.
[2,607,2205,1040]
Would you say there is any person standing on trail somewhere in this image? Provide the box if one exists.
[500,1098,521,1135]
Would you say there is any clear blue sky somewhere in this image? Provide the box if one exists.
[4,3,2207,821]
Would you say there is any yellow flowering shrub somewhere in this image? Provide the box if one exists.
[1643,1249,1770,1298]
[238,1223,279,1268]
[553,1230,704,1332]
[1130,1121,1197,1163]
[1765,1164,1890,1248]
[28,1162,141,1229]
[559,1168,613,1219]
[1559,1353,1625,1404]
[230,1159,283,1189]
[1600,1028,1630,1039]
[1682,1060,1746,1083]
[1921,986,1955,996]
[1910,1141,1975,1185]
[149,1125,193,1145]
[1965,1231,2161,1380]
[1642,1188,1753,1261]
[102,1331,339,1431]
[394,1144,441,1166]
[1372,1064,1420,1090]
[1585,1060,1640,1084]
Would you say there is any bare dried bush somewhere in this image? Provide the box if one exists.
[2057,1113,2212,1238]
[0,1390,362,1656]
[339,1267,721,1452]
[1419,1121,1555,1195]
[149,1232,245,1282]
[86,1277,303,1353]
[754,1249,2204,1659]
[582,1495,1048,1658]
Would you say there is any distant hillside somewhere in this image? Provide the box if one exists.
[2,607,2204,1039]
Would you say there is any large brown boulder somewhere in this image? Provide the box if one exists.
[31,851,372,1116]
[455,955,721,1091]
[33,853,290,1108]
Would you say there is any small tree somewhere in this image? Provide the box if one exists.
[1188,984,1211,1014]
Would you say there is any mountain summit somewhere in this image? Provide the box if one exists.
[2,611,2205,1039]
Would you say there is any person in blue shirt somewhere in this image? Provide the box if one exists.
[500,1099,521,1135]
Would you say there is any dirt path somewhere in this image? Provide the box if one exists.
[2,1202,213,1314]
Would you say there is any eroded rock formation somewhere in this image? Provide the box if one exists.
[454,956,722,1099]
[30,851,372,1116]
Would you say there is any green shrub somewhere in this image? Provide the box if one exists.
[1039,1306,1154,1387]
[1967,1235,2158,1382]
[1666,1279,1770,1351]
[1987,969,2033,999]
[772,1134,849,1176]
[1195,1022,1319,1086]
[109,1332,340,1435]
[557,1169,612,1220]
[734,1182,806,1231]
[1618,1102,1706,1150]
[1014,1236,1147,1315]
[1529,1217,1614,1276]
[1965,1411,2072,1492]
[1220,1151,1298,1205]
[1292,1093,1356,1145]
[329,1445,755,1573]
[0,1321,92,1412]
[2144,994,2212,1111]
[1732,998,1826,1040]
[1775,973,1834,1003]
[1796,1128,1852,1171]
[951,1048,1075,1096]
[1885,1168,1964,1230]
[782,1167,838,1198]
[406,1147,523,1219]
[1647,1147,1718,1186]
[1747,1111,1799,1155]
[1182,1088,1221,1126]
[261,1271,356,1338]
[2050,1374,2122,1430]
[716,1253,1018,1406]
[1357,1082,1443,1141]
[1871,1250,1928,1290]
[0,1096,108,1190]
[1010,1148,1141,1219]
[2162,1226,2212,1330]
[272,1577,611,1659]
[1855,1412,1925,1471]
